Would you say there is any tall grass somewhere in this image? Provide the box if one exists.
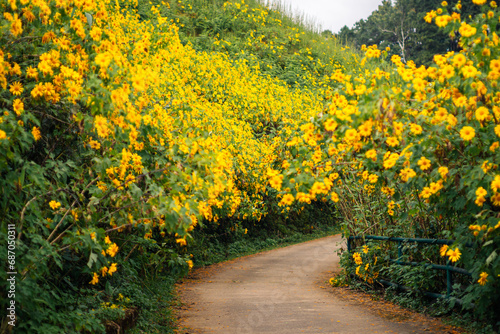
[261,0,324,33]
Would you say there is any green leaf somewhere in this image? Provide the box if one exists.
[85,12,93,27]
[486,251,497,266]
[483,240,493,247]
[87,252,98,269]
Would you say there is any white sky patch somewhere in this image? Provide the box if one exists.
[266,0,383,33]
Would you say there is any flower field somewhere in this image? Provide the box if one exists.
[0,0,499,331]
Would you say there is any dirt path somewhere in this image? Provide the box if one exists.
[176,235,462,334]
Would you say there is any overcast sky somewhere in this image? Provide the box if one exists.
[267,0,384,33]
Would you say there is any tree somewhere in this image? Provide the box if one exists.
[334,0,482,66]
[370,0,418,63]
[321,29,333,39]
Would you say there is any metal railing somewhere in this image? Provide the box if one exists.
[347,235,471,300]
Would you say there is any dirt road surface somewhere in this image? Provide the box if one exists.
[176,234,462,334]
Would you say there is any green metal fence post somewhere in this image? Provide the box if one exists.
[397,241,402,264]
[446,260,452,297]
[347,235,471,301]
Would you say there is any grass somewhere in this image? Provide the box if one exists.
[341,277,496,334]
[125,276,177,334]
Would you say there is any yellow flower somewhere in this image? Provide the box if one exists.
[269,174,283,191]
[94,115,110,138]
[10,14,22,37]
[412,77,427,91]
[368,174,378,183]
[90,272,99,285]
[358,121,372,137]
[362,245,369,254]
[400,168,416,182]
[477,272,488,286]
[9,81,23,96]
[353,252,362,265]
[106,243,119,257]
[365,149,377,161]
[472,0,487,4]
[383,152,399,169]
[460,126,475,141]
[49,200,61,210]
[26,66,38,79]
[324,119,337,131]
[435,15,451,28]
[386,137,399,147]
[458,23,477,38]
[452,54,467,67]
[417,156,431,171]
[476,186,487,198]
[176,238,187,246]
[410,123,422,135]
[344,129,359,142]
[440,244,449,257]
[186,260,194,269]
[101,266,108,277]
[279,193,294,206]
[476,186,488,206]
[104,236,111,244]
[424,10,436,23]
[491,192,500,206]
[13,99,24,115]
[32,126,41,141]
[461,65,479,78]
[475,196,487,207]
[446,247,461,262]
[108,263,118,276]
[438,166,449,179]
[0,130,7,140]
[95,52,113,68]
[491,175,500,192]
[89,139,101,150]
[475,106,489,121]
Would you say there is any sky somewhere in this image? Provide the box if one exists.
[267,0,384,33]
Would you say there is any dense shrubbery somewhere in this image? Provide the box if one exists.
[291,1,499,326]
[1,0,499,331]
[0,0,341,331]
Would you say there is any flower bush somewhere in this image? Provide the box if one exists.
[0,0,335,330]
[1,0,499,330]
[277,0,500,323]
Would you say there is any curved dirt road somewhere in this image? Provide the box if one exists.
[176,235,461,334]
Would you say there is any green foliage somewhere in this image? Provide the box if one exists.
[337,0,482,66]
[0,0,343,331]
[139,0,362,87]
[190,200,340,266]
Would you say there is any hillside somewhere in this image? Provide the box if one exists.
[137,0,362,87]
[0,0,351,332]
[1,0,499,332]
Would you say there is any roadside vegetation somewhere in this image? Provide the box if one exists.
[0,0,498,332]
